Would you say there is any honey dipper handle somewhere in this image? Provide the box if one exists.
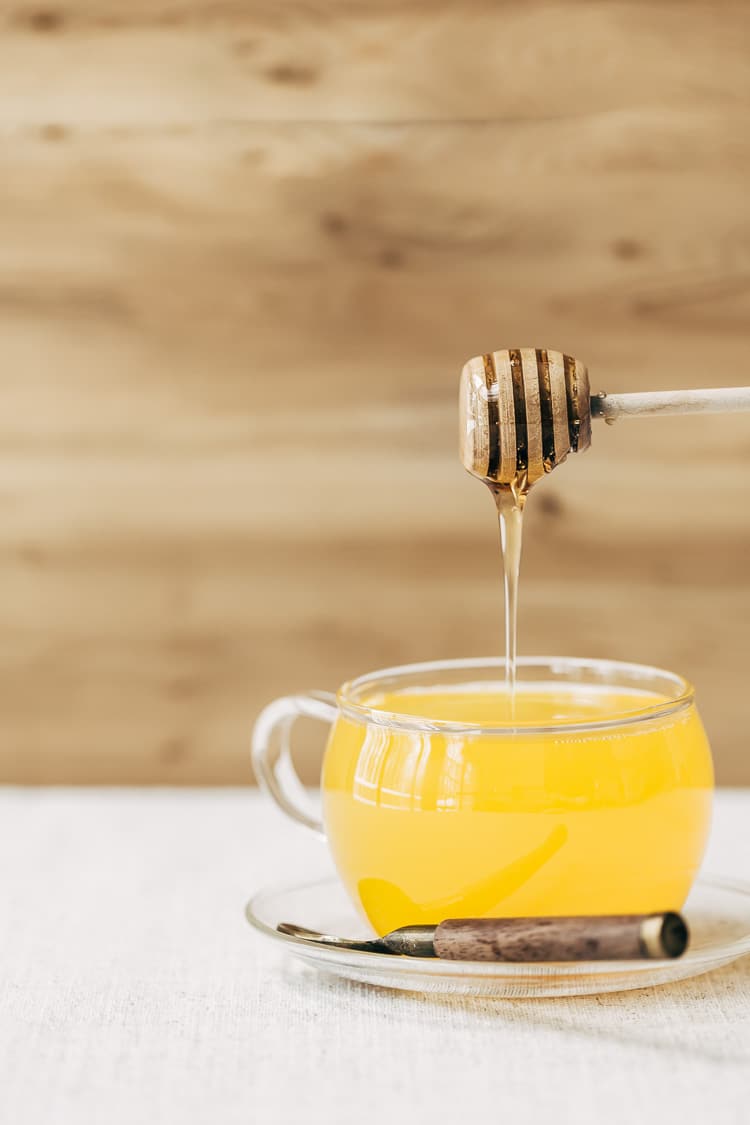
[592,387,750,421]
[433,914,688,961]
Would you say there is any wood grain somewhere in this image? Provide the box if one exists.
[3,1,749,125]
[1,2,749,783]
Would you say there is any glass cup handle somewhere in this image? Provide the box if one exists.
[251,691,338,839]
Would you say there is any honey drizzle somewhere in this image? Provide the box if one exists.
[490,474,529,718]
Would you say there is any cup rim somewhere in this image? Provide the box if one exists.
[336,655,695,735]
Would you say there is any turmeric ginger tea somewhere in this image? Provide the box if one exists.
[322,673,713,936]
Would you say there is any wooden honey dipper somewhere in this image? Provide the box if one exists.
[460,347,750,487]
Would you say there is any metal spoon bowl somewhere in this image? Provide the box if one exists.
[276,921,392,953]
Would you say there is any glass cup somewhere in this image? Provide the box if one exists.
[252,656,714,935]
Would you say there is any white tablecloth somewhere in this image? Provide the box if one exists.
[1,788,748,1124]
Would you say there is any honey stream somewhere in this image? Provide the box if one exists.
[491,477,528,717]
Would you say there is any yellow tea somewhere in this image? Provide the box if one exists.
[322,684,713,935]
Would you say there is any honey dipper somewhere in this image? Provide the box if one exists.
[460,347,750,486]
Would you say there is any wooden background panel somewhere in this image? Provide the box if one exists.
[2,1,749,125]
[1,2,749,784]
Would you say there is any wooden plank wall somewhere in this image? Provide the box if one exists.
[1,1,749,784]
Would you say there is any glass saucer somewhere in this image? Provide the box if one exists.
[245,873,750,998]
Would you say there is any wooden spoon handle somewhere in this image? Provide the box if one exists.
[433,913,688,961]
[592,387,750,421]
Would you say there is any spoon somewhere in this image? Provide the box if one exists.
[277,913,689,961]
[459,347,750,487]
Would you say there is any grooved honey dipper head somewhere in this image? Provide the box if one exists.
[459,348,592,486]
